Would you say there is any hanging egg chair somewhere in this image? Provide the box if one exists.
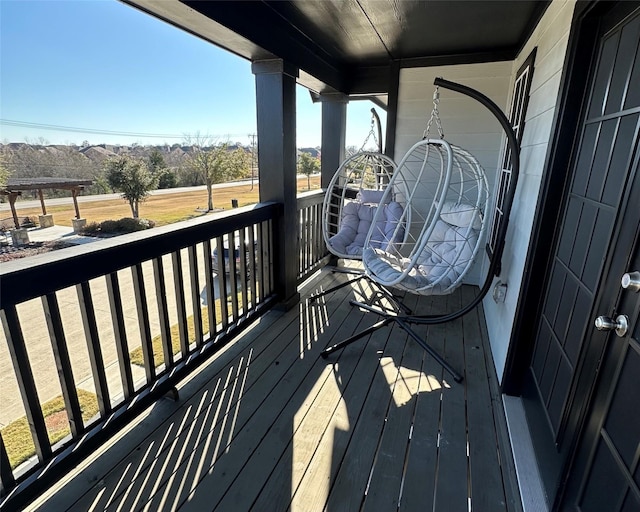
[362,137,489,295]
[322,109,407,260]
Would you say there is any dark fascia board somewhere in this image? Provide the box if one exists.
[298,69,342,95]
[309,91,387,111]
[123,0,347,92]
[122,0,276,61]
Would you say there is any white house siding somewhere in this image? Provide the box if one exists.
[395,62,512,286]
[482,0,576,382]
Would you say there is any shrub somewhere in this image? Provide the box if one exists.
[100,220,119,233]
[116,217,154,232]
[80,221,101,235]
[79,217,155,236]
[21,216,37,228]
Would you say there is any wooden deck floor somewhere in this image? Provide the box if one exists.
[30,270,520,512]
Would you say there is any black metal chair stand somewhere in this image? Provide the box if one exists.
[309,268,413,315]
[320,302,463,383]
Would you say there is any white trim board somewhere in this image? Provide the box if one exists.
[503,395,549,512]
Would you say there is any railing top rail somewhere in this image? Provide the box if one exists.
[296,189,325,209]
[1,202,280,307]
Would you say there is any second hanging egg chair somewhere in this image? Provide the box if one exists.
[322,109,404,260]
[312,109,410,311]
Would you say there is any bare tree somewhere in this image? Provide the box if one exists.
[185,133,249,211]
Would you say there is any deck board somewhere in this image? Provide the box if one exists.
[462,286,509,512]
[432,291,470,512]
[361,318,426,512]
[397,296,446,512]
[29,270,519,512]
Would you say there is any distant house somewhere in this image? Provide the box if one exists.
[298,147,321,159]
[79,145,116,163]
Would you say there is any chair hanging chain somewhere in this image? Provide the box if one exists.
[358,115,379,152]
[423,86,445,139]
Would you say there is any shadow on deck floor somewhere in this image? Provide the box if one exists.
[28,270,520,512]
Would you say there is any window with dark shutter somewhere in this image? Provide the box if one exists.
[488,48,536,256]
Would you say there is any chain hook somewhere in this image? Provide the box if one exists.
[423,85,445,139]
[358,109,379,152]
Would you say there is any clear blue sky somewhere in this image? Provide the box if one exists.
[0,0,386,149]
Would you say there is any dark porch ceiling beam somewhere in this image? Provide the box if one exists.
[398,49,517,69]
[348,65,391,95]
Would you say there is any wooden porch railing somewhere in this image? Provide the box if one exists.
[297,190,330,284]
[0,203,280,508]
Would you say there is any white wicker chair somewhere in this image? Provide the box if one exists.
[363,138,488,296]
[322,151,401,260]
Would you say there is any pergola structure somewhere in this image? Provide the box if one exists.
[0,177,93,229]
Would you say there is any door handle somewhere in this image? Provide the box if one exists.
[621,271,640,292]
[595,315,629,337]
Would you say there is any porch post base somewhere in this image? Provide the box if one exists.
[72,218,87,233]
[275,292,301,312]
[38,214,54,228]
[163,387,180,402]
[10,228,30,246]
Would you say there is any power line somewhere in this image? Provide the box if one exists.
[0,119,253,140]
[1,119,184,138]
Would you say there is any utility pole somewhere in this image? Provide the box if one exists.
[248,133,257,190]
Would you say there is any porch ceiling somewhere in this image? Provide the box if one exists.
[123,0,550,94]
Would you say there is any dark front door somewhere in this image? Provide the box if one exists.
[561,228,640,511]
[521,3,640,508]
